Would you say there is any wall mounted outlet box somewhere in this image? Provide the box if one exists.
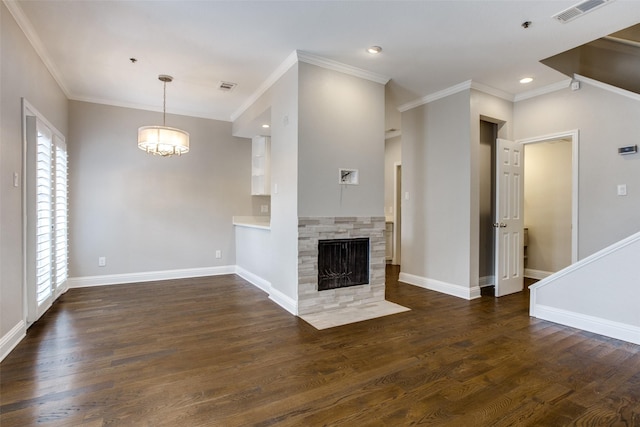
[618,145,637,155]
[338,168,359,185]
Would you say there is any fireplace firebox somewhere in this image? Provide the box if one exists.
[317,238,369,291]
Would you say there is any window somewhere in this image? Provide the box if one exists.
[24,101,68,323]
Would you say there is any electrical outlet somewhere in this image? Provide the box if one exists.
[98,256,106,267]
[215,250,222,259]
[261,205,269,213]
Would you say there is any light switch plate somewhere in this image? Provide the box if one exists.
[617,184,627,196]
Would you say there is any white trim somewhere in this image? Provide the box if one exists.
[470,81,513,102]
[524,268,553,280]
[67,266,235,288]
[532,305,640,346]
[268,286,298,316]
[235,266,297,315]
[398,80,473,112]
[4,1,71,98]
[1,321,26,363]
[232,50,390,122]
[514,79,571,102]
[518,129,579,264]
[399,272,481,300]
[392,161,402,266]
[297,51,390,85]
[479,275,495,287]
[235,266,271,293]
[575,74,640,102]
[231,50,299,121]
[398,80,515,113]
[530,231,640,291]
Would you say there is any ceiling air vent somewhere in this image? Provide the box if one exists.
[552,0,614,23]
[218,81,237,92]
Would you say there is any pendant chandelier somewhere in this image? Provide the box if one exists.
[138,75,189,157]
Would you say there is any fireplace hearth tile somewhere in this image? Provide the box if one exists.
[300,300,410,330]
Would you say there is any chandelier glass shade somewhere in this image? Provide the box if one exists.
[138,75,189,157]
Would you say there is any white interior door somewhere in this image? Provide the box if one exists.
[494,138,524,296]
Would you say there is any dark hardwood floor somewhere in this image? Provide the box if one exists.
[1,266,639,426]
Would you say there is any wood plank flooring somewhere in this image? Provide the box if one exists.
[1,266,639,426]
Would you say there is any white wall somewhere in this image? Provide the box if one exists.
[68,101,252,278]
[515,83,640,258]
[530,231,640,344]
[1,3,69,344]
[524,141,572,273]
[297,62,385,218]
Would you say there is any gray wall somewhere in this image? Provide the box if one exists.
[515,83,640,258]
[384,135,401,220]
[401,90,471,287]
[1,3,69,338]
[233,63,300,302]
[68,101,252,277]
[297,62,385,218]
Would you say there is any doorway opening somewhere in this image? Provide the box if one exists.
[478,125,579,296]
[521,131,579,276]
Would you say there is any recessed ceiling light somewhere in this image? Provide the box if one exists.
[520,77,534,84]
[367,46,382,54]
[261,124,270,129]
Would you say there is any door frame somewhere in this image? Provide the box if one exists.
[392,162,401,265]
[517,129,579,264]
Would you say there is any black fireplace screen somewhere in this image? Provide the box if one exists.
[317,238,369,291]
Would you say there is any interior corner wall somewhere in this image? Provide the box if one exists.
[68,101,252,278]
[514,84,640,258]
[385,135,401,218]
[400,90,472,287]
[1,2,69,339]
[297,62,385,217]
[470,90,513,286]
[233,64,300,303]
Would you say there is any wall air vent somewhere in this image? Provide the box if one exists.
[218,81,237,92]
[552,0,613,23]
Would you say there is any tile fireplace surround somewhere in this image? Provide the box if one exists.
[298,216,386,316]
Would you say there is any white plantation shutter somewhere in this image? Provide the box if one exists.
[54,136,68,289]
[26,108,68,323]
[35,125,53,307]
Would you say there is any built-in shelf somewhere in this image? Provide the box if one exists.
[251,136,270,195]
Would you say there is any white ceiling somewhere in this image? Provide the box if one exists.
[8,0,640,123]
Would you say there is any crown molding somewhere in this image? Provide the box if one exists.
[232,50,390,122]
[470,81,513,102]
[574,74,640,102]
[514,79,571,102]
[296,51,390,85]
[4,0,71,98]
[398,80,474,112]
[230,50,299,122]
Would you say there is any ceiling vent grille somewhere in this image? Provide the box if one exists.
[218,81,237,92]
[553,0,613,23]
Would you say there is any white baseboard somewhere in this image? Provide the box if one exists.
[1,320,26,363]
[532,304,640,346]
[268,287,298,316]
[399,272,481,300]
[235,266,271,293]
[235,266,298,315]
[67,265,236,288]
[524,268,553,280]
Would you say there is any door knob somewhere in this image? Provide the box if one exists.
[493,223,507,228]
[500,223,507,228]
